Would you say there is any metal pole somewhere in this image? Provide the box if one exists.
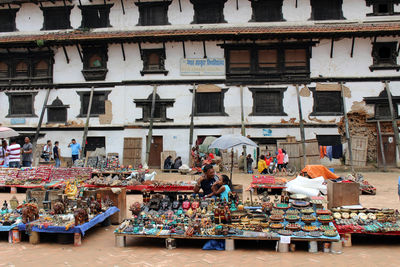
[189,84,196,166]
[240,85,247,173]
[295,84,307,169]
[340,82,354,173]
[145,85,158,166]
[33,88,51,146]
[385,81,400,163]
[230,149,234,183]
[81,86,94,162]
[377,121,387,172]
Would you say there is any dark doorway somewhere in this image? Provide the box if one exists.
[147,136,163,168]
[378,134,396,167]
[85,136,106,156]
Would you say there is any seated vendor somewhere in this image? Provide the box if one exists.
[258,155,268,174]
[194,164,219,197]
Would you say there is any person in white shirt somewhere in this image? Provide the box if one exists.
[7,139,21,168]
[42,140,52,162]
[0,140,9,167]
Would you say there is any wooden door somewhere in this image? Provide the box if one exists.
[378,134,396,167]
[147,136,163,168]
[123,138,142,168]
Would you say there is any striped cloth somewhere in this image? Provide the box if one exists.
[7,144,21,162]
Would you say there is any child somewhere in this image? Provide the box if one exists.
[258,155,268,174]
[211,175,231,201]
[246,154,253,173]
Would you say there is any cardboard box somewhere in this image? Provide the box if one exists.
[327,180,359,209]
[97,188,127,224]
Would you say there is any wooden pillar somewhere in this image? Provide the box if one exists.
[385,81,400,164]
[240,85,247,173]
[29,231,40,245]
[145,85,158,166]
[295,84,307,169]
[377,121,387,172]
[189,84,196,166]
[115,235,126,247]
[340,82,354,173]
[230,149,234,183]
[81,86,95,162]
[33,88,51,151]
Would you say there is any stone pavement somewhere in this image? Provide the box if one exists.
[0,171,399,267]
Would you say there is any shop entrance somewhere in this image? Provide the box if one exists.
[378,134,396,167]
[123,137,142,168]
[147,136,163,168]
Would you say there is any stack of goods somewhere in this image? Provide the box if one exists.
[86,174,140,187]
[333,208,400,234]
[0,168,20,185]
[115,192,338,239]
[50,168,92,183]
[35,166,53,183]
[250,175,287,189]
[0,199,22,227]
[16,168,40,185]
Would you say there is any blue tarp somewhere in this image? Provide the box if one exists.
[0,224,18,232]
[18,207,119,236]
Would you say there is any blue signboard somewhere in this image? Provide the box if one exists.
[263,129,272,137]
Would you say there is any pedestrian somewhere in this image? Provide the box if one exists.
[42,140,52,162]
[53,141,61,168]
[258,155,268,174]
[68,139,81,163]
[0,140,9,167]
[246,154,253,173]
[173,156,183,169]
[238,152,245,171]
[7,139,21,168]
[283,149,289,174]
[276,149,285,176]
[21,137,33,167]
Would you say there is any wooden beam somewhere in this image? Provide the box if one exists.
[120,0,125,15]
[330,38,334,58]
[178,0,182,12]
[62,45,70,64]
[385,81,400,164]
[203,41,207,58]
[81,86,95,161]
[182,41,186,58]
[350,37,355,58]
[138,42,143,59]
[376,121,387,172]
[295,0,298,8]
[340,82,354,173]
[295,84,307,169]
[189,84,196,166]
[240,85,247,174]
[76,44,83,63]
[120,43,126,61]
[145,85,158,166]
[33,88,51,151]
[236,0,239,10]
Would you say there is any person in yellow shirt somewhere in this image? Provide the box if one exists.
[258,155,268,174]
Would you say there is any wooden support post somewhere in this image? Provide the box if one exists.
[62,45,70,64]
[330,38,334,58]
[81,86,95,162]
[115,235,126,247]
[240,85,247,173]
[225,239,235,251]
[189,84,196,166]
[340,82,354,173]
[120,0,125,15]
[203,41,207,58]
[350,37,355,58]
[33,88,51,157]
[145,85,158,166]
[120,43,126,61]
[377,121,387,172]
[74,233,82,246]
[76,44,83,63]
[178,0,182,12]
[230,149,234,183]
[29,231,40,245]
[385,81,400,164]
[295,84,307,169]
[182,41,186,58]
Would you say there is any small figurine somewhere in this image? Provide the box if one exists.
[2,200,8,211]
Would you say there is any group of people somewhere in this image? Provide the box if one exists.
[0,137,82,168]
[163,155,182,170]
[193,164,231,201]
[258,149,289,176]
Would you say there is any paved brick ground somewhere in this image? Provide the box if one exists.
[0,171,399,267]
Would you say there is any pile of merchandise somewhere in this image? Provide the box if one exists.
[0,198,22,227]
[333,208,400,233]
[116,192,339,239]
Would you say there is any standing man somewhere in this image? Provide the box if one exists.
[22,137,33,167]
[193,164,219,198]
[53,141,61,167]
[42,140,52,162]
[68,139,81,163]
[8,139,21,168]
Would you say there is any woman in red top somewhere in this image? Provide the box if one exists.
[264,152,272,166]
[276,149,285,176]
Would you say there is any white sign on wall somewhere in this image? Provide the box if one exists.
[180,58,225,76]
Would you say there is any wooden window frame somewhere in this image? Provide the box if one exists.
[41,6,73,30]
[310,0,345,21]
[249,88,287,116]
[249,0,285,22]
[366,0,400,16]
[79,4,113,29]
[140,48,168,76]
[0,8,19,32]
[77,90,111,117]
[224,43,311,82]
[310,88,344,116]
[46,97,70,123]
[81,45,108,81]
[370,42,400,71]
[191,88,229,117]
[6,91,38,118]
[134,93,175,122]
[135,0,172,26]
[190,0,227,24]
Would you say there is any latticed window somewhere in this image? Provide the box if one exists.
[6,92,37,117]
[0,9,18,32]
[312,91,343,115]
[34,60,49,77]
[190,0,227,24]
[77,91,111,117]
[141,49,168,75]
[250,0,284,22]
[366,0,400,16]
[250,88,287,116]
[310,0,344,20]
[15,62,29,77]
[41,6,73,30]
[136,1,171,26]
[80,4,113,28]
[0,62,8,78]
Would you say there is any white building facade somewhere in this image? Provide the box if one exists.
[0,0,400,167]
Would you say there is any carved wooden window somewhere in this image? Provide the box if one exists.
[134,93,175,122]
[0,62,9,78]
[77,90,111,117]
[81,45,108,81]
[79,4,113,28]
[311,90,344,116]
[258,49,278,71]
[0,9,18,32]
[190,0,227,24]
[6,92,38,117]
[310,0,344,20]
[249,88,287,116]
[370,42,400,71]
[366,0,400,16]
[135,1,171,26]
[194,89,228,116]
[250,0,284,22]
[141,49,168,75]
[46,97,69,123]
[229,50,251,73]
[15,62,29,77]
[41,6,73,30]
[34,60,50,77]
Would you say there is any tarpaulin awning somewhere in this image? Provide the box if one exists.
[301,165,339,179]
